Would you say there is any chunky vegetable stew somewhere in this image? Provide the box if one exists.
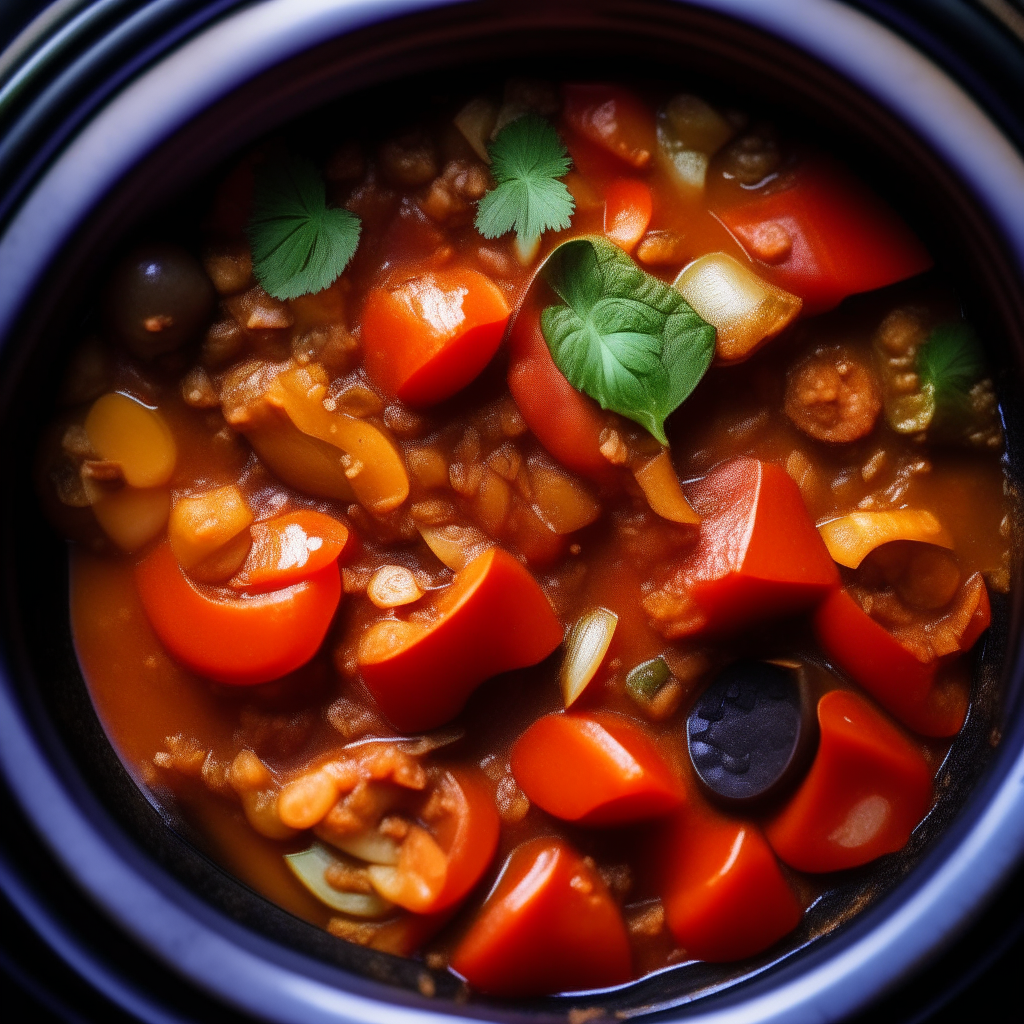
[40,79,1011,998]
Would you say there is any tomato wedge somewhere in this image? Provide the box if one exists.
[563,84,657,169]
[813,584,987,737]
[718,157,932,315]
[358,547,563,731]
[362,267,509,407]
[507,291,614,483]
[231,510,352,591]
[450,837,632,996]
[765,689,933,873]
[136,541,341,685]
[662,457,838,637]
[511,711,683,825]
[659,802,802,962]
[604,178,653,252]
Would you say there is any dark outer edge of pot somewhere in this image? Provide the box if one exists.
[0,2,1024,1024]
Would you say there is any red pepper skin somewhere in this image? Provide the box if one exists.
[511,711,684,825]
[813,581,988,738]
[670,457,839,637]
[358,547,563,732]
[765,689,933,873]
[563,84,657,169]
[719,157,932,315]
[507,292,615,483]
[136,542,340,686]
[450,837,632,996]
[427,769,500,914]
[659,804,802,962]
[604,178,653,252]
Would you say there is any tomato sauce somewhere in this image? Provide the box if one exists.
[41,79,1011,995]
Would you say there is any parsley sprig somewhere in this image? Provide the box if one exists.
[918,322,985,408]
[246,155,361,301]
[475,114,575,248]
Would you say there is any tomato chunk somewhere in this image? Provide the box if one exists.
[136,541,341,686]
[358,547,563,731]
[765,689,933,873]
[362,267,510,406]
[813,585,986,737]
[507,292,614,482]
[662,457,838,637]
[563,84,657,169]
[231,510,352,591]
[430,769,501,913]
[659,803,802,962]
[719,157,932,314]
[604,178,653,252]
[511,711,684,825]
[450,837,632,995]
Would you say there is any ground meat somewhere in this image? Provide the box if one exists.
[784,345,882,443]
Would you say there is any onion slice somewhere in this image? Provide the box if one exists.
[818,509,953,568]
[285,843,395,917]
[561,608,618,707]
[674,252,801,364]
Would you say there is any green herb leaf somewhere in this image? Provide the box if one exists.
[917,322,985,407]
[539,236,716,443]
[246,155,361,301]
[474,114,575,247]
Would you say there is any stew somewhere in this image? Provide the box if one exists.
[39,78,1010,997]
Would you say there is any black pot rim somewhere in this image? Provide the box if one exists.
[1,2,1024,1022]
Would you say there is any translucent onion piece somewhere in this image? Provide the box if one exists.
[244,420,356,502]
[416,521,492,571]
[633,450,700,525]
[674,253,802,364]
[561,608,618,708]
[285,844,395,917]
[85,392,177,487]
[328,829,402,867]
[818,509,954,569]
[169,484,253,570]
[656,95,735,194]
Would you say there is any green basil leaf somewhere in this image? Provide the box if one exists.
[539,236,716,443]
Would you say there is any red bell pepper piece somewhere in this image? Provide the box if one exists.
[659,802,802,962]
[230,510,352,592]
[507,291,615,483]
[420,769,500,914]
[718,157,932,314]
[664,457,839,637]
[604,178,653,252]
[361,267,510,406]
[136,541,341,686]
[814,578,989,737]
[765,689,933,873]
[511,711,684,825]
[450,837,632,995]
[563,84,657,169]
[358,547,563,731]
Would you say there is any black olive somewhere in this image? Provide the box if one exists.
[104,243,215,357]
[687,660,818,808]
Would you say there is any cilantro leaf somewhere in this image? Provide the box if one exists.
[539,237,716,444]
[246,155,361,301]
[475,114,575,247]
[917,322,985,407]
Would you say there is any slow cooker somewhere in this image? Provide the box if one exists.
[1,1,1023,1021]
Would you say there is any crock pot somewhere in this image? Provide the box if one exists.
[1,2,1023,1022]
